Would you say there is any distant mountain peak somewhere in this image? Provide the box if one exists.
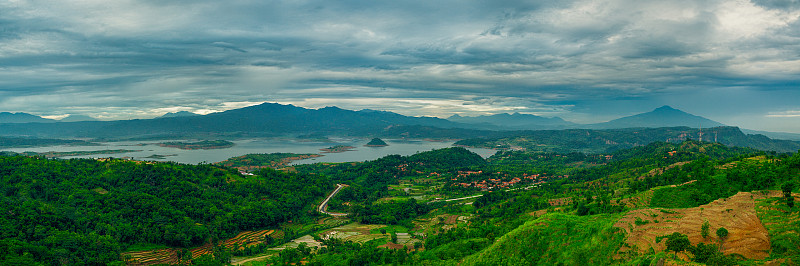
[655,105,677,111]
[60,114,98,122]
[592,106,724,129]
[651,105,686,114]
[0,112,56,123]
[320,106,344,111]
[446,112,574,129]
[159,111,200,118]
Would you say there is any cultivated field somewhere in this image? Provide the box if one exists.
[123,229,277,265]
[615,191,782,260]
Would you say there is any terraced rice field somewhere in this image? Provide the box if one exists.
[444,215,459,224]
[275,235,324,250]
[319,223,392,245]
[123,229,276,265]
[123,249,180,266]
[394,233,412,244]
[615,191,779,260]
[413,214,469,235]
[317,217,350,227]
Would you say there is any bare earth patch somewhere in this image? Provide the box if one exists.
[615,191,781,260]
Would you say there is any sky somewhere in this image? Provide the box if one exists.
[1,0,799,132]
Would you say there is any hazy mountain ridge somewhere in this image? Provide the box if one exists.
[455,126,800,153]
[0,112,56,123]
[588,105,726,129]
[60,115,99,122]
[1,104,798,153]
[0,103,465,139]
[447,112,575,130]
[446,106,726,131]
[158,111,200,118]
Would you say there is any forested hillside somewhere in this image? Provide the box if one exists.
[270,141,799,265]
[0,156,331,265]
[455,126,800,153]
[1,141,798,265]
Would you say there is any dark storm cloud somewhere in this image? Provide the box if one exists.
[0,0,799,131]
[752,0,800,10]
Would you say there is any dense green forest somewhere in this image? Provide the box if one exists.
[1,140,798,265]
[0,156,331,265]
[270,141,799,265]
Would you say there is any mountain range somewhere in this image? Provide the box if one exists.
[588,105,726,129]
[0,103,461,139]
[60,115,99,122]
[447,112,575,130]
[0,112,56,123]
[1,103,799,144]
[446,105,726,130]
[158,111,201,119]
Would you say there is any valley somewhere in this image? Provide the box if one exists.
[5,0,800,264]
[1,138,798,265]
[1,105,800,265]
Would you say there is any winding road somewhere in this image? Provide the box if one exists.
[318,184,349,216]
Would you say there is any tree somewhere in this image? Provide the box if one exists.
[701,221,710,239]
[782,181,795,208]
[690,242,718,264]
[715,227,728,240]
[665,232,691,256]
[390,232,398,243]
[576,203,590,216]
[380,228,387,235]
[716,227,729,251]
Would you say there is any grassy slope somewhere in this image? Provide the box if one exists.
[462,212,625,265]
[755,196,800,263]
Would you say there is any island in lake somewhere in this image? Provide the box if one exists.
[320,145,356,153]
[214,153,324,171]
[364,138,388,147]
[157,140,234,150]
[19,149,142,158]
[142,154,178,159]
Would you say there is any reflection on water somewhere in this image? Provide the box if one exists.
[2,139,496,165]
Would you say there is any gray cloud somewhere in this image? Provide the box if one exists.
[0,0,799,132]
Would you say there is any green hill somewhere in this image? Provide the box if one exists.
[462,213,625,265]
[365,138,388,146]
[456,126,800,153]
[0,156,332,265]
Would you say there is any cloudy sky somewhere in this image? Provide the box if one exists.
[1,0,799,132]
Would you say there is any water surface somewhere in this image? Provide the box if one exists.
[2,138,496,165]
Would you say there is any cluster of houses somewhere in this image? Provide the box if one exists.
[452,172,559,190]
[395,163,426,175]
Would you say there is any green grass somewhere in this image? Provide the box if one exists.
[363,237,389,247]
[445,204,475,214]
[755,197,800,261]
[123,243,170,253]
[461,212,626,265]
[347,234,385,244]
[427,238,492,261]
[369,225,410,234]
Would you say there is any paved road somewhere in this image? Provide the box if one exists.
[318,184,348,216]
[427,184,543,204]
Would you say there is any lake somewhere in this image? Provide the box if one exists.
[1,138,497,165]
